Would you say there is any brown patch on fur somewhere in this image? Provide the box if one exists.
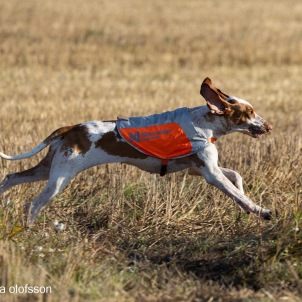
[190,153,205,168]
[228,102,255,125]
[60,125,92,155]
[95,130,148,159]
[44,125,75,145]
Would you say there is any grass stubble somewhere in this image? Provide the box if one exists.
[0,0,302,301]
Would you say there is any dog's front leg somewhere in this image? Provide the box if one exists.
[191,147,272,219]
[188,167,244,193]
[220,167,244,194]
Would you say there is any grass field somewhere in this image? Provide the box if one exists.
[0,0,302,301]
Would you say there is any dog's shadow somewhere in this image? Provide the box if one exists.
[73,209,274,291]
[124,230,275,291]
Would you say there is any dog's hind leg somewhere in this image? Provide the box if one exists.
[0,148,54,195]
[24,153,86,226]
[25,169,76,226]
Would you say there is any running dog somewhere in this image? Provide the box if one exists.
[0,78,273,226]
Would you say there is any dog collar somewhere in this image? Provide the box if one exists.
[209,137,217,143]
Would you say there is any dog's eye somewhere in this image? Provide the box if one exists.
[247,107,254,114]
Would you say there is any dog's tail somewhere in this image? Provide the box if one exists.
[0,125,74,160]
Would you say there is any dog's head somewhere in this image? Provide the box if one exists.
[200,77,272,138]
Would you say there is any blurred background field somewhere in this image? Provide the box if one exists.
[0,0,302,301]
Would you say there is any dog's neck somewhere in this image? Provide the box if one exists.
[190,106,233,140]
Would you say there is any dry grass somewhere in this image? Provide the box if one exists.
[0,0,302,301]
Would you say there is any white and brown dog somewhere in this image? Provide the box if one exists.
[0,78,273,226]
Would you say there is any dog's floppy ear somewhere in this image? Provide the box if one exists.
[200,78,231,115]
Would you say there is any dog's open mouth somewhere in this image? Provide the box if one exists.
[247,126,271,138]
[249,131,263,138]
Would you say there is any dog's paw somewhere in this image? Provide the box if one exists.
[261,209,273,220]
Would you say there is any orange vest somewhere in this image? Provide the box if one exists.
[116,107,207,160]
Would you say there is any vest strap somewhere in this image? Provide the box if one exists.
[160,159,169,176]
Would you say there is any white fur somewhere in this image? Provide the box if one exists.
[0,142,48,160]
[227,96,253,107]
